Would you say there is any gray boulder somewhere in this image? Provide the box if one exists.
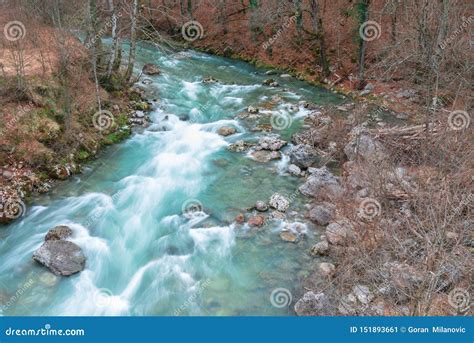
[308,202,335,226]
[269,193,290,212]
[256,135,287,151]
[299,167,343,199]
[288,164,302,176]
[344,133,386,162]
[250,150,281,163]
[326,220,354,245]
[288,144,318,169]
[255,201,269,212]
[33,240,85,276]
[310,240,329,256]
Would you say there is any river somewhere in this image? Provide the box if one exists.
[0,42,343,316]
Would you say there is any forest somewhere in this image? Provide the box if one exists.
[0,0,472,318]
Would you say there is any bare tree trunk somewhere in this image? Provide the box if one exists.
[310,0,330,77]
[106,0,119,79]
[125,0,139,83]
[358,0,371,88]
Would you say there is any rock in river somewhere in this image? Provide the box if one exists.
[255,201,269,212]
[142,63,161,75]
[217,126,237,136]
[256,135,287,151]
[280,230,298,243]
[44,225,73,241]
[248,215,265,227]
[269,193,290,212]
[250,150,281,163]
[33,240,85,276]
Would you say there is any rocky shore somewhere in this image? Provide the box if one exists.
[0,64,160,225]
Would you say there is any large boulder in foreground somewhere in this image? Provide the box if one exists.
[33,226,85,276]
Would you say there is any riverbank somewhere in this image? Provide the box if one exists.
[0,22,156,224]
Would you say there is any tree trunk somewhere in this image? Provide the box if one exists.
[310,0,330,77]
[125,0,139,83]
[106,0,119,79]
[358,0,371,88]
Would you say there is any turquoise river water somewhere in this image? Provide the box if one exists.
[0,43,343,316]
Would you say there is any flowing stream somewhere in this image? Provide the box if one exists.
[0,43,343,316]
